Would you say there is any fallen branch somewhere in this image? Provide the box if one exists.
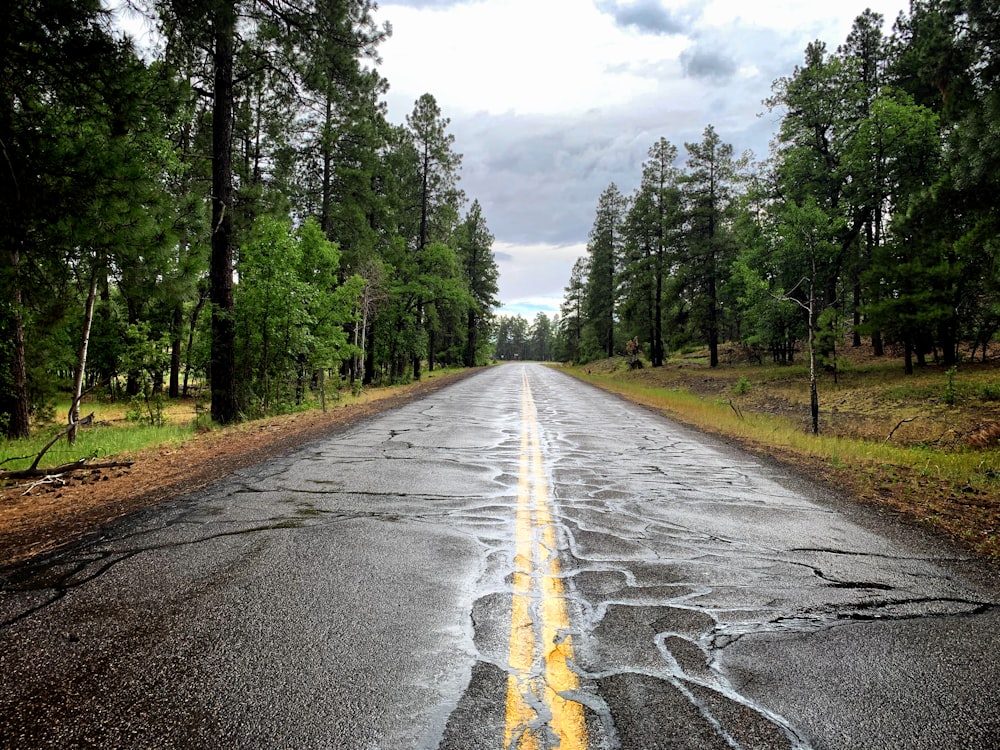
[21,474,69,496]
[2,459,134,482]
[728,399,745,421]
[1,454,37,466]
[28,413,96,472]
[884,416,918,443]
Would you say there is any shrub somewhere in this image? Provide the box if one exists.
[733,376,752,395]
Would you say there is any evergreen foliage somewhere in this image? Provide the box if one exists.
[0,0,500,437]
[558,0,1000,406]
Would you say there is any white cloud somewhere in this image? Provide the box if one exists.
[377,0,687,118]
[374,0,911,314]
[495,241,586,315]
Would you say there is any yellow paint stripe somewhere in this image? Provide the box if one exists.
[504,371,587,749]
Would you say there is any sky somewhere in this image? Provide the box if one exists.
[372,0,913,319]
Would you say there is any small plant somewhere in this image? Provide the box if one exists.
[192,402,214,433]
[943,366,958,406]
[124,396,144,423]
[977,382,1000,402]
[34,400,57,426]
[733,376,752,395]
[125,391,168,426]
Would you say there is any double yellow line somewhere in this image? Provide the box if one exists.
[503,371,587,750]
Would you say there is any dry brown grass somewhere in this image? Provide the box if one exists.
[563,344,1000,558]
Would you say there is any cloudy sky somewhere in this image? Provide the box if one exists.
[372,0,912,318]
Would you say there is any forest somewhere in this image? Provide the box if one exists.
[4,1,999,446]
[1,0,500,440]
[542,1,1000,399]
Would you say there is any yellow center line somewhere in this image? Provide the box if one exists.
[504,370,587,750]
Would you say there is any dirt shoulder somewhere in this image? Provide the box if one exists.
[0,370,479,570]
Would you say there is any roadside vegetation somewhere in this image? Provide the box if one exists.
[562,347,1000,558]
[0,369,466,478]
[2,1,500,445]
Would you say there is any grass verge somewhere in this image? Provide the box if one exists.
[0,367,469,475]
[562,359,1000,558]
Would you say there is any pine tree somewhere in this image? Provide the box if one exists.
[457,201,499,367]
[559,258,589,363]
[683,125,741,368]
[584,184,627,359]
[403,93,464,378]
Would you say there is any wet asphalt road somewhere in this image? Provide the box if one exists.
[1,363,999,749]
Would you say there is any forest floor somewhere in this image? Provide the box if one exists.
[0,369,478,570]
[565,343,1000,559]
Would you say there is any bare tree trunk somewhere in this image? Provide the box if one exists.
[356,300,368,384]
[807,279,819,435]
[464,308,476,367]
[364,313,376,385]
[653,249,664,367]
[69,271,99,445]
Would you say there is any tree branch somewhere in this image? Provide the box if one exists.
[28,414,95,472]
[4,460,135,484]
[884,416,918,444]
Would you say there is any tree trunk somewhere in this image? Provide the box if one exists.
[808,291,819,435]
[169,303,182,399]
[210,7,238,424]
[872,329,884,357]
[364,313,376,385]
[939,320,957,367]
[5,249,31,439]
[464,308,476,367]
[653,250,664,367]
[183,291,206,397]
[358,300,369,384]
[69,271,99,445]
[413,299,423,381]
[852,283,863,348]
[708,271,719,368]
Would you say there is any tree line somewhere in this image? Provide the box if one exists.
[494,313,557,362]
[559,1,1000,394]
[0,0,500,439]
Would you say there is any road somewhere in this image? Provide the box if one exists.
[1,363,998,749]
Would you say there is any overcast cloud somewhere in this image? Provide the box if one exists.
[597,0,698,35]
[373,0,911,318]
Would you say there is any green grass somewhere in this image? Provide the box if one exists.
[1,422,195,472]
[2,367,477,475]
[564,359,1000,557]
[574,369,998,487]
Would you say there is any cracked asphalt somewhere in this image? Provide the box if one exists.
[1,363,999,749]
